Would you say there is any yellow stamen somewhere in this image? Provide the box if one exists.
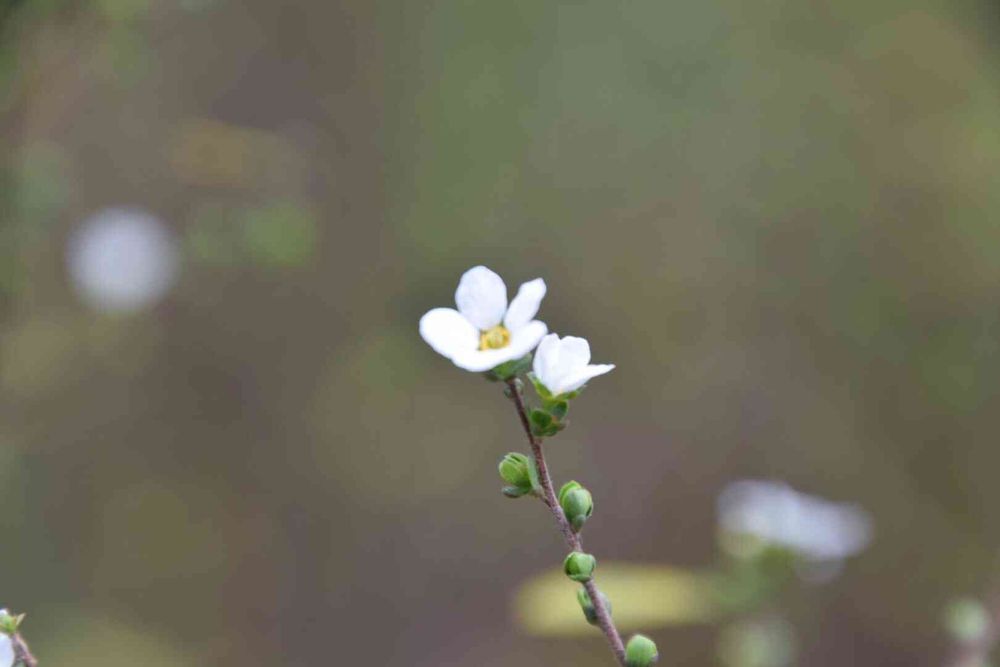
[479,325,511,350]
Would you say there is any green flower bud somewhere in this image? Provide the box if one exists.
[625,634,659,667]
[559,482,593,532]
[576,586,612,626]
[559,481,582,505]
[498,453,533,497]
[563,551,597,582]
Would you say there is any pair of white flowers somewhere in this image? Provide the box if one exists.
[419,266,614,395]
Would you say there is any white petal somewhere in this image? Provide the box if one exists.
[0,634,13,667]
[532,333,561,384]
[451,320,548,372]
[507,320,548,359]
[558,336,591,367]
[504,278,546,331]
[551,363,615,395]
[419,308,479,359]
[455,266,507,330]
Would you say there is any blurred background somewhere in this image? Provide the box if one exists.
[2,0,1000,665]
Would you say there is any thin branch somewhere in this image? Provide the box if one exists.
[505,379,627,666]
[12,632,38,667]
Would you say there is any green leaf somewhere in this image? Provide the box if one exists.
[530,409,552,428]
[549,400,569,420]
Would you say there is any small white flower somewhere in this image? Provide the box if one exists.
[420,266,548,372]
[532,333,615,396]
[0,633,12,667]
[67,207,179,313]
[717,479,873,561]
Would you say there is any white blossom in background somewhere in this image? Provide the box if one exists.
[532,333,615,396]
[420,266,548,372]
[717,480,873,562]
[67,207,179,313]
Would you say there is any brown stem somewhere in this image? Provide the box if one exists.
[505,379,627,666]
[12,632,38,667]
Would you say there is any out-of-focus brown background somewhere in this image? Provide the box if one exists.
[3,1,1000,664]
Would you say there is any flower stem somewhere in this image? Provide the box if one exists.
[12,632,38,667]
[505,379,627,666]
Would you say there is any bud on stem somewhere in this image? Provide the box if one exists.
[563,551,597,582]
[559,480,594,531]
[625,634,659,667]
[498,453,534,498]
[576,586,613,626]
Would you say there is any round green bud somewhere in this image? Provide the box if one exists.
[576,586,612,626]
[625,634,659,667]
[563,551,597,582]
[558,480,581,505]
[498,453,532,496]
[560,485,593,532]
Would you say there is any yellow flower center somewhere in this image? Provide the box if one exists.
[479,325,511,350]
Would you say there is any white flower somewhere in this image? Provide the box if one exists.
[67,207,179,313]
[0,632,12,667]
[717,480,873,561]
[420,266,548,372]
[532,333,615,396]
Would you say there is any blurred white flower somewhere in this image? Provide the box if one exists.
[67,207,179,313]
[0,632,12,667]
[532,333,615,396]
[717,480,873,561]
[420,266,548,372]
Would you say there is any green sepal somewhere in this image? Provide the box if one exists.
[625,634,659,667]
[530,409,552,428]
[527,372,552,400]
[549,400,569,420]
[487,354,533,382]
[530,409,555,436]
[542,421,566,437]
[502,485,532,498]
